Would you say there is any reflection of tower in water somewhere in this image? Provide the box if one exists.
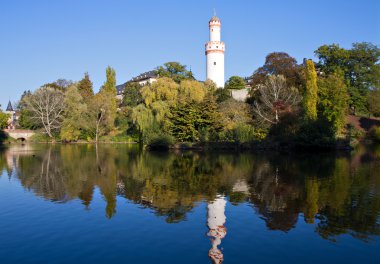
[207,195,227,264]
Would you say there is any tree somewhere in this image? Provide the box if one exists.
[252,75,301,125]
[318,71,349,136]
[141,77,178,107]
[170,103,203,142]
[87,92,108,142]
[367,89,380,117]
[214,88,232,103]
[131,104,154,140]
[43,79,74,91]
[99,66,117,130]
[199,91,220,131]
[204,79,217,91]
[0,110,9,129]
[101,66,117,94]
[122,82,143,107]
[170,89,221,142]
[250,52,303,89]
[23,86,65,138]
[178,79,207,103]
[225,76,246,90]
[315,42,380,114]
[156,62,194,83]
[303,60,318,121]
[60,85,87,142]
[77,72,94,101]
[18,90,41,129]
[218,99,252,130]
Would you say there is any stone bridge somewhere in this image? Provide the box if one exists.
[4,129,35,141]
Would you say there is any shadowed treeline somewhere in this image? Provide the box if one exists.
[0,144,379,241]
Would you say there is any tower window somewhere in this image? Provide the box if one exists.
[214,62,216,65]
[216,46,218,48]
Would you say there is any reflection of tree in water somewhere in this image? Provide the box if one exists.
[247,155,306,231]
[16,147,68,202]
[1,144,379,241]
[315,155,380,241]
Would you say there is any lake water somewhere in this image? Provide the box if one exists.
[0,144,379,264]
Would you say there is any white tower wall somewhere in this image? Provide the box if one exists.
[206,16,225,88]
[210,26,221,41]
[206,52,225,88]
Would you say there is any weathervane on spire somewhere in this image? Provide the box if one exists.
[213,8,216,17]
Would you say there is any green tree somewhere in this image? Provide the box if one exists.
[101,66,117,94]
[77,72,94,101]
[171,91,220,142]
[367,89,380,117]
[303,60,318,121]
[315,42,380,115]
[17,91,41,129]
[318,71,349,136]
[0,110,9,129]
[225,76,246,90]
[86,92,111,142]
[178,79,207,103]
[170,103,202,141]
[141,77,178,107]
[99,66,117,130]
[150,101,172,132]
[214,88,232,103]
[131,104,154,140]
[122,82,143,107]
[156,62,194,83]
[60,85,87,142]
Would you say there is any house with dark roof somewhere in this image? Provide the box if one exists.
[116,70,158,99]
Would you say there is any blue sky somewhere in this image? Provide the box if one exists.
[0,0,379,110]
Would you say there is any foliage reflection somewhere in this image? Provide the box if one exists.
[0,144,379,241]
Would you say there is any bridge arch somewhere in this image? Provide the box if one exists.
[4,129,35,141]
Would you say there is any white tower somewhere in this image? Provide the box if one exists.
[206,15,225,88]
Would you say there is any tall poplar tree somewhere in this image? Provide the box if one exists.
[101,66,117,94]
[303,60,318,121]
[99,66,117,130]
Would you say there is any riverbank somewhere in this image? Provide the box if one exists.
[2,127,379,152]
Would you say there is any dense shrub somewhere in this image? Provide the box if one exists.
[296,120,336,148]
[147,134,175,150]
[369,127,380,142]
[233,123,262,143]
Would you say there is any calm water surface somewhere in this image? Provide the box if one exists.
[0,144,379,263]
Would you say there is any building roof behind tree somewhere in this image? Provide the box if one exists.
[6,101,13,112]
[116,70,158,95]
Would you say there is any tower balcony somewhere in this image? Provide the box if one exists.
[205,41,225,55]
